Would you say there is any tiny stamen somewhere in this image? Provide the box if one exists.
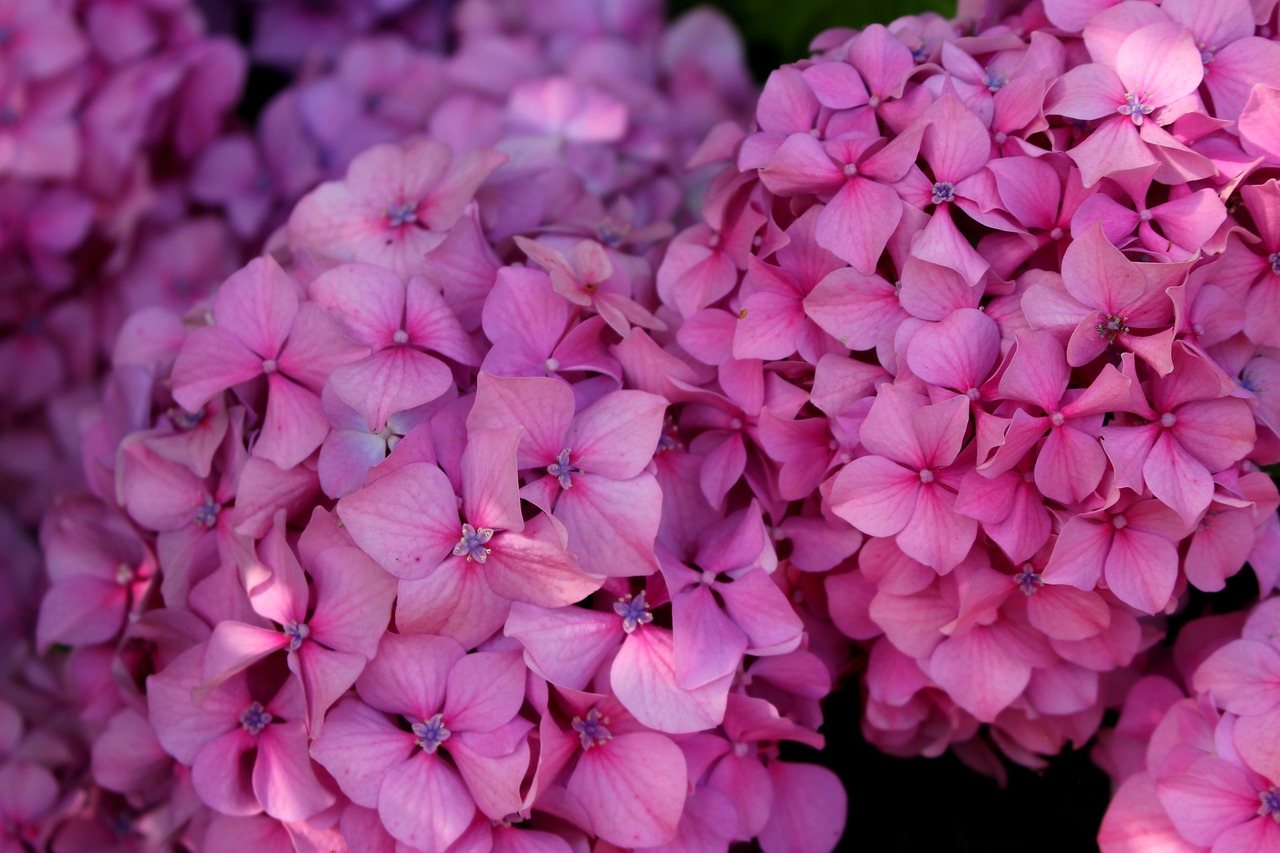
[283,621,310,651]
[1095,313,1129,343]
[613,591,654,634]
[547,448,580,490]
[1013,565,1043,596]
[385,200,418,227]
[411,713,451,753]
[239,702,272,735]
[931,181,956,205]
[453,523,494,563]
[571,708,612,750]
[1117,91,1154,126]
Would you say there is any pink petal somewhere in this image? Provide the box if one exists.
[613,627,731,733]
[255,373,329,470]
[192,729,259,816]
[671,586,749,691]
[462,427,525,533]
[485,529,601,607]
[503,603,621,689]
[308,546,397,658]
[379,753,476,853]
[905,308,1000,394]
[213,256,299,359]
[309,698,414,808]
[928,626,1032,721]
[567,732,687,848]
[568,390,667,480]
[328,348,453,433]
[357,633,464,719]
[395,561,512,650]
[1042,518,1111,590]
[307,263,405,349]
[253,720,336,821]
[448,725,531,820]
[1156,757,1259,847]
[469,373,572,468]
[757,763,846,853]
[1116,23,1203,107]
[444,651,525,733]
[553,474,661,578]
[815,177,902,274]
[829,456,920,537]
[1192,640,1280,716]
[1104,528,1179,614]
[170,325,263,413]
[336,462,460,579]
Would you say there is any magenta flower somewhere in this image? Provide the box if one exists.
[147,646,335,822]
[1046,21,1209,186]
[287,139,506,279]
[830,386,977,572]
[1042,493,1190,614]
[171,256,367,469]
[1101,346,1255,526]
[337,427,601,605]
[310,634,531,852]
[201,519,397,735]
[308,262,477,432]
[469,372,667,578]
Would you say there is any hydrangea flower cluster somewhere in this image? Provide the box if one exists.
[649,0,1280,776]
[1094,597,1280,851]
[15,0,1280,848]
[0,0,248,526]
[16,1,858,849]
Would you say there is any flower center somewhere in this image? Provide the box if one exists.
[1269,252,1280,276]
[1049,412,1066,427]
[193,497,220,528]
[1258,787,1280,821]
[1050,227,1064,240]
[614,592,654,634]
[1014,565,1043,596]
[931,181,956,205]
[283,621,310,651]
[1198,43,1217,65]
[115,563,133,585]
[392,329,409,344]
[547,448,581,489]
[261,358,278,374]
[1117,91,1153,125]
[543,357,560,373]
[982,67,1008,92]
[842,163,858,177]
[453,523,494,563]
[1094,313,1129,343]
[239,702,272,735]
[171,406,204,429]
[993,130,1008,144]
[1112,515,1128,530]
[919,468,935,484]
[571,708,612,750]
[385,200,418,227]
[1159,412,1177,428]
[411,713,451,753]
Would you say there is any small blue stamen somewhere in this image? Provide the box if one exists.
[1258,787,1280,821]
[411,713,451,753]
[1013,565,1043,596]
[982,67,1008,92]
[171,406,204,429]
[453,523,494,563]
[571,708,612,749]
[385,200,418,227]
[613,592,654,634]
[193,497,220,528]
[1117,91,1154,126]
[1269,252,1280,275]
[239,701,272,735]
[931,181,956,205]
[1198,43,1217,65]
[547,448,581,489]
[284,621,310,651]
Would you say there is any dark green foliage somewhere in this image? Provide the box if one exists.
[671,0,957,78]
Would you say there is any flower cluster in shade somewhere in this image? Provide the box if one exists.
[10,1,855,851]
[16,0,1280,850]
[652,0,1280,779]
[1092,596,1280,851]
[0,0,250,533]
